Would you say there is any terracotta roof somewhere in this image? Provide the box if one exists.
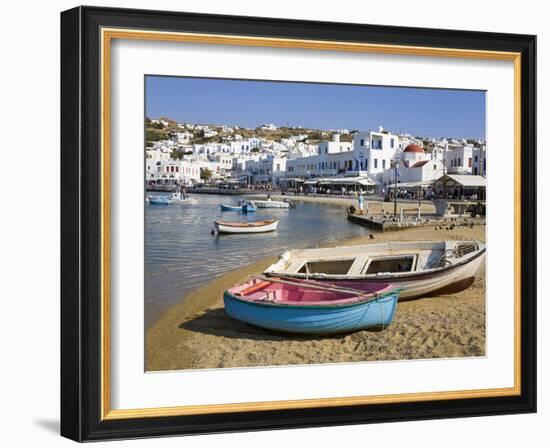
[411,160,429,168]
[404,144,424,153]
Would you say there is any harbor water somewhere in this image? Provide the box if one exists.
[145,194,370,327]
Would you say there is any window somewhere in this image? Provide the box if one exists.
[433,165,437,170]
[468,157,472,168]
[458,157,462,165]
[474,155,479,163]
[390,138,394,148]
[374,159,378,169]
[382,159,386,169]
[360,139,364,146]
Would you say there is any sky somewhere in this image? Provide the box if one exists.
[145,76,486,139]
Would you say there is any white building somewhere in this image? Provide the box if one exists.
[259,123,278,131]
[240,155,287,186]
[173,132,193,144]
[145,158,201,186]
[380,144,445,185]
[286,130,400,180]
[213,153,234,176]
[352,130,400,176]
[472,146,487,176]
[445,145,475,174]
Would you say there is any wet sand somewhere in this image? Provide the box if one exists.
[146,224,486,371]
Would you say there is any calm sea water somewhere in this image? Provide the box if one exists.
[145,194,370,327]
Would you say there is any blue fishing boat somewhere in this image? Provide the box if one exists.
[224,276,400,335]
[220,204,242,211]
[241,202,257,213]
[148,195,172,205]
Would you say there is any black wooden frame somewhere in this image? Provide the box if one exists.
[60,6,537,442]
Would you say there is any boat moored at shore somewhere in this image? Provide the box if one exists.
[224,276,400,334]
[264,240,485,300]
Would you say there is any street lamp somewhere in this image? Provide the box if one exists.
[393,160,399,217]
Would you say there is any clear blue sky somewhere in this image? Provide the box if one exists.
[146,76,486,139]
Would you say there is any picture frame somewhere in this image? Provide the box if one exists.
[60,5,537,442]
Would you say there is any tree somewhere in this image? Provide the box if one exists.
[171,149,184,160]
[200,168,213,181]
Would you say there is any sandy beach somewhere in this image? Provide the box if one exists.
[146,220,486,371]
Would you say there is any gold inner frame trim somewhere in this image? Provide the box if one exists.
[100,27,522,421]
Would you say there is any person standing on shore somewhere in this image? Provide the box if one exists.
[358,190,365,214]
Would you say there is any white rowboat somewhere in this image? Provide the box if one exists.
[264,240,485,300]
[251,199,290,209]
[214,219,279,234]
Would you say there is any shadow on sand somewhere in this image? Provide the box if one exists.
[178,307,383,342]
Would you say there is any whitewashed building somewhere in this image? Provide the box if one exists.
[472,146,487,176]
[445,145,474,174]
[145,158,201,185]
[240,155,287,186]
[380,144,445,185]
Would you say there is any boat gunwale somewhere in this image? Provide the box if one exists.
[265,245,486,282]
[223,287,401,310]
[215,219,279,228]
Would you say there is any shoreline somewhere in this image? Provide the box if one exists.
[146,224,486,371]
[246,193,438,214]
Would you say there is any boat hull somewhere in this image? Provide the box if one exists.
[251,200,290,209]
[264,241,486,300]
[148,195,171,205]
[303,255,483,300]
[214,220,279,234]
[241,204,257,213]
[171,198,197,205]
[220,204,242,211]
[223,290,398,334]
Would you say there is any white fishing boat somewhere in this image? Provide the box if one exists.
[169,192,197,205]
[264,240,486,300]
[214,219,279,234]
[251,199,290,209]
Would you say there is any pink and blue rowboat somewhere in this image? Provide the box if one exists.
[223,277,400,335]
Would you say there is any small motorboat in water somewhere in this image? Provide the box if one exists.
[241,202,257,213]
[220,204,243,211]
[264,240,486,300]
[170,192,197,204]
[148,195,172,205]
[148,192,197,205]
[224,276,400,334]
[214,219,279,234]
[251,199,291,209]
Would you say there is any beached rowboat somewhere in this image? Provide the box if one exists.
[251,199,290,209]
[264,240,485,300]
[224,276,400,334]
[214,219,279,234]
